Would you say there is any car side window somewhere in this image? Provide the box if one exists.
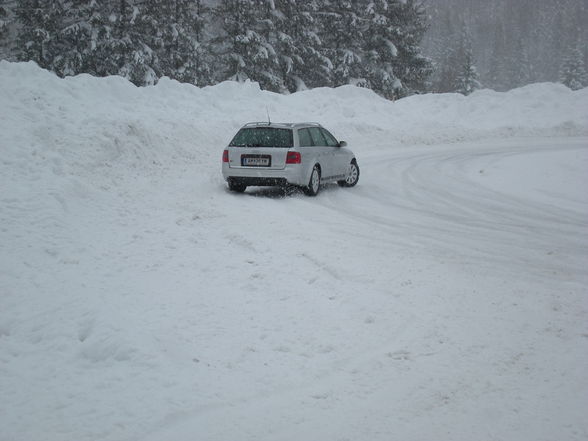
[308,127,327,147]
[320,128,339,147]
[298,128,313,147]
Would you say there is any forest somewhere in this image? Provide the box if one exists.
[0,0,586,98]
[422,0,588,92]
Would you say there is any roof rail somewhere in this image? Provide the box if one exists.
[244,121,273,126]
[241,121,322,128]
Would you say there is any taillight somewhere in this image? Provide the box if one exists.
[286,151,301,164]
[222,149,229,163]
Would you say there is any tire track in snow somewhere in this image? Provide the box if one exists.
[319,137,588,283]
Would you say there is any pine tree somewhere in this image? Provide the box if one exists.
[139,0,168,76]
[272,0,332,91]
[559,46,588,90]
[450,23,481,95]
[7,0,437,95]
[0,2,14,61]
[214,0,282,91]
[421,0,587,91]
[98,0,156,85]
[140,0,211,85]
[15,0,64,70]
[270,0,304,91]
[453,32,481,95]
[320,0,369,88]
[84,0,109,76]
[429,16,480,95]
[169,0,212,85]
[0,3,8,42]
[52,0,99,77]
[390,0,432,96]
[364,0,405,98]
[255,0,284,91]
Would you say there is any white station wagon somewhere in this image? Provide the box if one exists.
[222,122,359,196]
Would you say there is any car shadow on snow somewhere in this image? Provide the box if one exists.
[225,184,342,199]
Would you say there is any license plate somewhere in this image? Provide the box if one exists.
[242,156,270,167]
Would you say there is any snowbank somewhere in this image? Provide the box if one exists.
[1,61,586,173]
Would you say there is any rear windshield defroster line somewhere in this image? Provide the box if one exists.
[229,128,293,148]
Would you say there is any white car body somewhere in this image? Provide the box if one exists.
[221,122,358,195]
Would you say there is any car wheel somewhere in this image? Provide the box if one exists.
[338,160,360,187]
[228,179,247,193]
[304,165,321,196]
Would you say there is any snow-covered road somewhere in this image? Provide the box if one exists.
[137,136,588,441]
[1,62,587,441]
[345,137,588,279]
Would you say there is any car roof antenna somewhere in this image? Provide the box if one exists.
[266,106,271,125]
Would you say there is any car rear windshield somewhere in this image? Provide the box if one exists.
[229,127,293,148]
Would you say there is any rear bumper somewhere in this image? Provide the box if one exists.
[227,177,289,187]
[222,163,307,186]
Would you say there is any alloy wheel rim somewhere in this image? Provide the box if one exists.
[346,164,358,184]
[312,170,319,192]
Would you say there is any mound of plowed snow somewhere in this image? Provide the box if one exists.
[1,60,586,181]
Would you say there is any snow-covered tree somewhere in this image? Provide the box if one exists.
[0,3,9,42]
[364,0,405,98]
[454,42,480,94]
[83,0,110,76]
[0,2,15,61]
[15,0,64,70]
[97,0,156,85]
[319,0,369,87]
[168,0,212,86]
[139,0,168,75]
[6,0,438,96]
[140,0,211,85]
[559,46,588,90]
[390,0,432,96]
[51,0,100,77]
[214,0,282,91]
[421,0,588,91]
[429,15,481,95]
[272,0,331,91]
[452,24,481,95]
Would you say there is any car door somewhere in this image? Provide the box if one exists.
[298,128,320,180]
[319,127,347,180]
[307,127,334,179]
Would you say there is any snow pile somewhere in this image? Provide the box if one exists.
[1,61,587,441]
[1,62,586,172]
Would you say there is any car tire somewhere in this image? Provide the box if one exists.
[304,165,321,196]
[228,179,247,193]
[338,160,359,187]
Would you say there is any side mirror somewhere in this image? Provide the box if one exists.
[338,141,347,147]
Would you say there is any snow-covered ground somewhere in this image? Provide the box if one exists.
[1,61,587,441]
